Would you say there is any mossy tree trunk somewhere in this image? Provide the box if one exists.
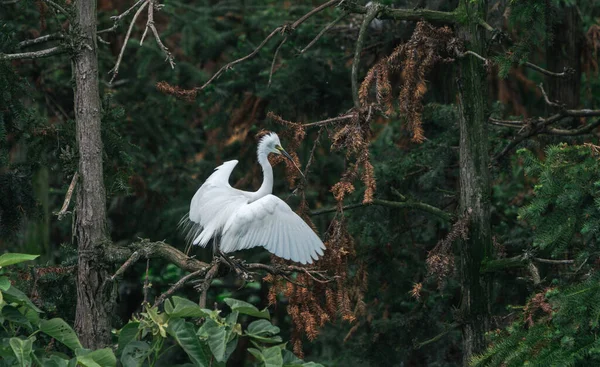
[72,0,113,349]
[456,1,492,364]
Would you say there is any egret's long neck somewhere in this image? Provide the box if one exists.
[251,148,273,201]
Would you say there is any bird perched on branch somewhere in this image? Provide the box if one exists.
[181,132,325,264]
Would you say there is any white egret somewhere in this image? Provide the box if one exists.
[182,132,325,264]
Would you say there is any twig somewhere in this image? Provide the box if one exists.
[534,258,575,265]
[110,250,142,280]
[352,2,381,108]
[0,46,65,60]
[341,1,456,23]
[109,0,149,84]
[413,322,461,349]
[310,198,451,221]
[143,258,151,306]
[301,12,346,53]
[43,0,71,19]
[544,119,600,136]
[538,83,563,108]
[291,0,340,29]
[55,172,79,220]
[195,0,341,92]
[154,266,209,307]
[98,0,147,34]
[17,33,65,49]
[525,62,574,78]
[488,118,525,128]
[144,0,175,68]
[268,35,288,88]
[194,261,220,308]
[303,113,355,127]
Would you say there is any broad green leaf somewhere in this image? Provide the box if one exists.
[262,345,284,367]
[223,338,238,363]
[75,348,116,367]
[0,276,10,291]
[0,253,39,267]
[39,355,70,367]
[9,337,34,367]
[166,318,209,367]
[145,307,169,338]
[2,285,42,313]
[22,306,40,328]
[166,296,209,318]
[224,298,270,319]
[281,349,303,366]
[246,320,282,343]
[226,310,239,325]
[206,326,227,362]
[196,318,219,339]
[40,318,83,351]
[120,341,151,367]
[117,322,140,356]
[2,305,32,330]
[247,347,264,362]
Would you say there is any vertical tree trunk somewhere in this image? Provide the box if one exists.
[456,1,492,364]
[73,0,113,349]
[546,3,581,109]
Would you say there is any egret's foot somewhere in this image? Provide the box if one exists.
[216,251,253,280]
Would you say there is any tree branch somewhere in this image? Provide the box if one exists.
[98,0,147,34]
[54,172,79,220]
[154,264,212,307]
[310,198,451,221]
[525,62,574,78]
[0,46,65,60]
[341,2,456,23]
[142,0,175,69]
[301,12,346,53]
[302,113,355,127]
[17,33,65,49]
[109,0,148,83]
[352,2,381,108]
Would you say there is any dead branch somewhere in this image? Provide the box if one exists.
[194,0,339,92]
[544,119,600,136]
[154,265,211,307]
[268,35,288,88]
[534,257,575,265]
[17,33,65,49]
[525,62,574,78]
[109,0,148,84]
[352,2,382,108]
[0,46,65,60]
[43,0,71,19]
[142,0,175,69]
[98,0,147,34]
[538,83,563,108]
[193,261,220,308]
[303,113,355,127]
[341,1,456,23]
[301,12,347,53]
[54,172,79,220]
[310,198,452,221]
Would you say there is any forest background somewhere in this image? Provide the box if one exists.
[2,0,600,366]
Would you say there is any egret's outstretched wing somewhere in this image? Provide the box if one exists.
[221,195,325,264]
[185,160,250,247]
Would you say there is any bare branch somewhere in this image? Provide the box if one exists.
[268,35,288,88]
[193,261,220,308]
[54,172,79,220]
[17,33,65,49]
[154,265,211,307]
[538,83,563,108]
[525,62,574,78]
[303,113,355,127]
[341,1,456,23]
[0,46,65,60]
[301,12,346,53]
[544,119,600,136]
[352,2,381,108]
[98,0,147,34]
[488,118,525,128]
[534,257,575,265]
[144,0,175,68]
[109,0,148,84]
[44,0,71,19]
[310,198,452,221]
[194,0,341,92]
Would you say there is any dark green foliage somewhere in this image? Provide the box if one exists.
[518,144,600,257]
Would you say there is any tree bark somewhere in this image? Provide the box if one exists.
[72,0,113,349]
[546,2,581,109]
[456,1,492,364]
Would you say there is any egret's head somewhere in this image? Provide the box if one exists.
[258,132,305,178]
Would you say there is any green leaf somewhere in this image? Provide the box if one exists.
[40,318,83,351]
[166,318,209,367]
[0,276,10,291]
[0,253,39,267]
[9,337,34,367]
[262,345,284,367]
[2,284,43,313]
[224,298,270,319]
[206,326,227,362]
[75,348,117,367]
[116,322,140,356]
[120,341,151,367]
[2,305,32,330]
[246,319,282,343]
[39,355,70,367]
[166,296,210,318]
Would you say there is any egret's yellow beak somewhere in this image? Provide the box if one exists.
[276,145,305,179]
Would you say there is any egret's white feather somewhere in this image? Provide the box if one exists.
[183,133,325,264]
